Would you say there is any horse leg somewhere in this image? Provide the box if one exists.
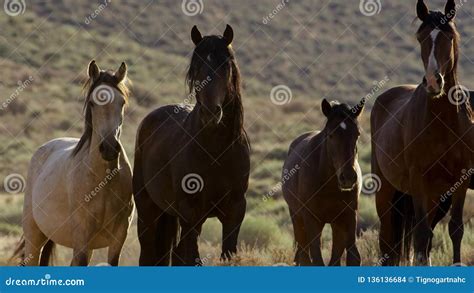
[70,210,95,266]
[175,222,202,266]
[219,197,246,261]
[428,197,451,255]
[23,216,47,266]
[290,208,310,266]
[107,223,128,266]
[449,190,466,265]
[135,189,160,266]
[344,211,361,266]
[411,197,433,266]
[328,222,347,266]
[39,240,55,266]
[374,169,398,265]
[303,213,325,266]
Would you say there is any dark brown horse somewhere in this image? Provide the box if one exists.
[133,25,250,266]
[282,99,364,266]
[371,0,473,266]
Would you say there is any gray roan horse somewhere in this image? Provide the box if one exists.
[133,25,250,266]
[13,61,134,266]
[283,99,364,266]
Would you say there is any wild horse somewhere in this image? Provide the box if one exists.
[133,25,250,266]
[371,0,473,265]
[283,99,364,266]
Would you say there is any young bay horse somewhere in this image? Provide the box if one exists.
[133,25,250,266]
[283,99,364,266]
[15,61,134,266]
[371,0,473,266]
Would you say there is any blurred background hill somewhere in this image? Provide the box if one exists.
[0,0,473,265]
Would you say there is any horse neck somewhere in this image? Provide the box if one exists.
[191,96,238,148]
[425,68,460,120]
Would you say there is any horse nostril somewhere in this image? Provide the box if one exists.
[99,143,104,153]
[422,77,427,85]
[435,72,443,82]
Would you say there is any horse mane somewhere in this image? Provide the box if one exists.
[186,36,250,148]
[71,71,130,156]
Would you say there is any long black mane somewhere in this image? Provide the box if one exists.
[186,36,249,148]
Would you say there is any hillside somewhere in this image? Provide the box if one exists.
[0,0,473,265]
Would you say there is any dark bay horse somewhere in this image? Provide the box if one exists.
[133,25,250,266]
[283,99,364,266]
[371,0,473,266]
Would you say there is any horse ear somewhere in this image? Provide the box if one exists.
[321,99,332,117]
[417,0,429,22]
[115,62,127,82]
[191,25,202,46]
[223,24,233,46]
[445,0,456,21]
[352,99,365,118]
[88,60,100,81]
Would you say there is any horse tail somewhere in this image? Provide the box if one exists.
[9,235,25,265]
[39,239,55,266]
[391,191,414,264]
[156,213,179,266]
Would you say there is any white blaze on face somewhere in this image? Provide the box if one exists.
[340,121,347,130]
[427,29,440,73]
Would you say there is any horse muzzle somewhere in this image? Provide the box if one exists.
[199,105,223,126]
[423,71,444,96]
[337,169,358,191]
[99,139,121,162]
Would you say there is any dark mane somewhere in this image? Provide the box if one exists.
[186,36,249,148]
[72,71,130,156]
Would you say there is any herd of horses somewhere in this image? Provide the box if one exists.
[10,0,473,266]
